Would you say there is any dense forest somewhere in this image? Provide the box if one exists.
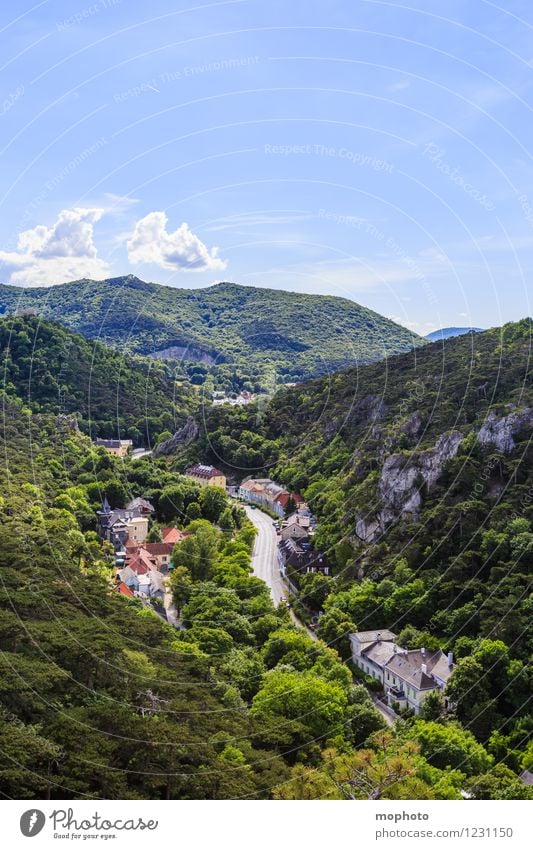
[0,276,423,383]
[0,315,195,445]
[0,316,530,800]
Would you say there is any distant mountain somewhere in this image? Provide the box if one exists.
[425,326,483,341]
[0,276,424,381]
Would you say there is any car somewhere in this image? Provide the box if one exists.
[250,504,256,509]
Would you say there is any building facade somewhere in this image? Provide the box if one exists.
[350,630,454,714]
[186,464,226,488]
[94,438,133,458]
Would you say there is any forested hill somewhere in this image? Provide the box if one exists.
[0,276,424,381]
[0,314,195,444]
[200,319,532,749]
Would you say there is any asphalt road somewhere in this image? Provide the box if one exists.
[244,505,287,605]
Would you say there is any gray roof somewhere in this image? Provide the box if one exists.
[385,649,453,691]
[352,630,397,643]
[362,641,398,667]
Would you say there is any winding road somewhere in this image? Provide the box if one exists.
[244,504,395,725]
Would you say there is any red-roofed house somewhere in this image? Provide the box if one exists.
[161,527,186,545]
[116,581,134,598]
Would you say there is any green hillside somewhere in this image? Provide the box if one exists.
[198,320,533,751]
[0,276,424,383]
[0,314,195,445]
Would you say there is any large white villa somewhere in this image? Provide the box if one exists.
[350,630,454,714]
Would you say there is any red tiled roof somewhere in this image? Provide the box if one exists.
[117,581,134,597]
[161,527,185,544]
[187,463,224,479]
[143,542,174,556]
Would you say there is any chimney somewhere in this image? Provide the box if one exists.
[447,652,454,667]
[421,663,427,675]
[377,632,381,643]
[421,647,426,655]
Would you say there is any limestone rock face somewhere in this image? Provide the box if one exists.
[153,416,199,457]
[477,408,533,454]
[354,430,463,543]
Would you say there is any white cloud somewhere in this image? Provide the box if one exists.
[0,207,109,287]
[127,211,227,272]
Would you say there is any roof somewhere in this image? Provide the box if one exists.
[385,649,453,691]
[95,438,132,448]
[240,479,261,492]
[126,497,155,513]
[126,548,156,575]
[143,542,174,557]
[520,770,533,786]
[362,641,397,668]
[187,463,224,478]
[285,513,310,527]
[352,630,397,644]
[116,581,134,598]
[161,527,185,544]
[117,566,137,584]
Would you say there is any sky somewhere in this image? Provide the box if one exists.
[0,0,532,335]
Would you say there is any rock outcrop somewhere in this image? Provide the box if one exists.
[153,416,199,457]
[477,408,533,454]
[355,430,463,543]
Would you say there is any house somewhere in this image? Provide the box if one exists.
[97,496,150,550]
[280,513,312,541]
[186,464,226,488]
[137,570,166,599]
[350,630,454,714]
[116,581,134,598]
[126,542,174,572]
[94,438,133,458]
[125,547,155,575]
[116,565,140,592]
[161,526,186,545]
[278,537,330,576]
[239,477,304,517]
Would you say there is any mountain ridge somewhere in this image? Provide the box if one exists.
[0,275,425,382]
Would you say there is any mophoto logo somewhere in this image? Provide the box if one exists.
[20,809,46,837]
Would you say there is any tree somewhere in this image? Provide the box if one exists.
[321,732,430,800]
[251,669,349,741]
[466,764,533,800]
[171,520,220,581]
[299,572,333,610]
[200,486,228,523]
[409,720,492,776]
[169,565,192,616]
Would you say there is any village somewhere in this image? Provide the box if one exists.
[94,438,456,719]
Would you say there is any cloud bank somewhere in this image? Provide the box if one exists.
[0,207,108,287]
[127,211,227,271]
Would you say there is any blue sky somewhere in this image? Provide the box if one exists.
[1,0,532,334]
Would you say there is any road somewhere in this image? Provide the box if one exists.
[243,505,287,605]
[243,505,395,723]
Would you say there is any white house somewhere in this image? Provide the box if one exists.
[350,630,454,714]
